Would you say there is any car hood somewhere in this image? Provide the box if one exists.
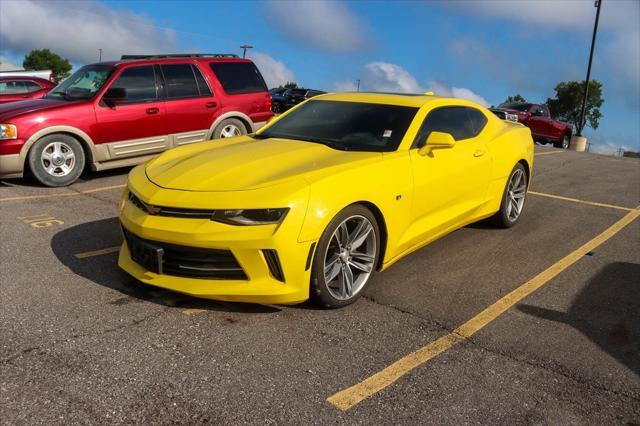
[0,98,80,121]
[145,136,381,192]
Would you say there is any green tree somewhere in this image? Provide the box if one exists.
[546,80,603,134]
[502,94,527,104]
[23,49,72,82]
[279,81,298,89]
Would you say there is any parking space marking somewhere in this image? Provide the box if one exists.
[183,308,207,316]
[534,150,565,156]
[529,191,633,211]
[327,206,640,411]
[0,184,125,202]
[74,246,121,259]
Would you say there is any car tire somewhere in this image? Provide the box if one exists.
[491,163,528,228]
[310,205,380,308]
[212,118,247,139]
[272,103,282,114]
[28,133,85,187]
[554,134,570,149]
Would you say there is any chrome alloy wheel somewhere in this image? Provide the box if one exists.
[220,124,242,138]
[40,141,76,177]
[562,135,570,149]
[506,168,527,222]
[323,215,376,301]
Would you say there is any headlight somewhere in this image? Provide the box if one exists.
[0,124,17,140]
[211,208,289,225]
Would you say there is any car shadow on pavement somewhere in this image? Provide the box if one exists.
[51,217,281,314]
[518,262,639,377]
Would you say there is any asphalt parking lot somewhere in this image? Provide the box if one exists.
[1,146,638,424]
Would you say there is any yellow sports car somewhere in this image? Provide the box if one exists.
[118,92,533,308]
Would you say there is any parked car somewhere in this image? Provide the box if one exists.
[0,54,273,186]
[118,92,533,307]
[490,102,573,149]
[271,87,325,113]
[0,70,55,82]
[0,77,56,104]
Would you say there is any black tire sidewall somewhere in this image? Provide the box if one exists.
[494,163,527,228]
[213,118,247,139]
[310,204,380,308]
[28,134,85,187]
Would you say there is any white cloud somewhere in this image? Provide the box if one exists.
[265,0,367,52]
[247,52,295,89]
[0,0,177,64]
[0,56,22,71]
[334,62,489,106]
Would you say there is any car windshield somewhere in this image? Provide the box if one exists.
[46,65,115,100]
[498,102,531,112]
[255,100,418,152]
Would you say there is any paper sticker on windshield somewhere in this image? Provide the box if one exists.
[383,129,393,138]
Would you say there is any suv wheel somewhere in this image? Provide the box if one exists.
[554,135,570,149]
[28,134,85,187]
[213,118,246,139]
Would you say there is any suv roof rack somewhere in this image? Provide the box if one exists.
[120,53,240,60]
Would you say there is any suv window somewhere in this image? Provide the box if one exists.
[161,64,210,99]
[413,106,487,146]
[0,81,27,94]
[22,80,43,92]
[540,105,550,118]
[209,62,267,94]
[110,66,158,103]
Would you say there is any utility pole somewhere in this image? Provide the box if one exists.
[240,45,253,59]
[356,79,360,92]
[98,48,102,62]
[577,0,602,136]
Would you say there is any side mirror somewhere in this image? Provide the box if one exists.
[103,87,127,106]
[418,131,455,156]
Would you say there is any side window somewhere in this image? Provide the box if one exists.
[0,81,26,94]
[110,66,157,103]
[413,106,482,147]
[465,108,488,136]
[530,105,542,116]
[191,65,212,96]
[540,105,550,118]
[209,62,268,94]
[23,81,43,93]
[161,64,200,99]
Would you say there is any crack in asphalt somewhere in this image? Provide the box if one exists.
[360,294,640,403]
[0,306,169,367]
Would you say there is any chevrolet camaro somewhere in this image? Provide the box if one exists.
[118,92,534,308]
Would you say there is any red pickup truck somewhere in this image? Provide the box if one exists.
[490,103,573,149]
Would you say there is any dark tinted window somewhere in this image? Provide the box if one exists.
[414,106,487,146]
[209,62,267,94]
[257,100,418,152]
[499,102,531,112]
[161,64,200,99]
[23,81,43,92]
[110,66,157,103]
[0,81,27,94]
[192,65,212,96]
[540,104,550,118]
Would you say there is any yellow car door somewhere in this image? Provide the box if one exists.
[401,106,492,252]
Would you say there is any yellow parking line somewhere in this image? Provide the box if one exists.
[74,246,121,259]
[183,308,207,316]
[0,184,125,202]
[327,206,640,411]
[529,191,633,212]
[534,150,565,156]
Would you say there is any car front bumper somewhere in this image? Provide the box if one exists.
[118,175,315,305]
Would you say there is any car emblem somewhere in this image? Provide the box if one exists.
[141,201,161,215]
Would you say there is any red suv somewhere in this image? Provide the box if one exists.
[0,77,56,104]
[0,54,272,186]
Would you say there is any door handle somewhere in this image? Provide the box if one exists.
[205,101,217,108]
[474,149,486,157]
[146,107,159,115]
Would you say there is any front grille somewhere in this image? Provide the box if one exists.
[123,227,247,280]
[128,191,215,219]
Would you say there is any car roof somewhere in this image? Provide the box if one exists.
[0,76,52,83]
[96,57,255,68]
[313,92,484,108]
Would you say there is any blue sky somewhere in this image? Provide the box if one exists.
[1,0,638,154]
